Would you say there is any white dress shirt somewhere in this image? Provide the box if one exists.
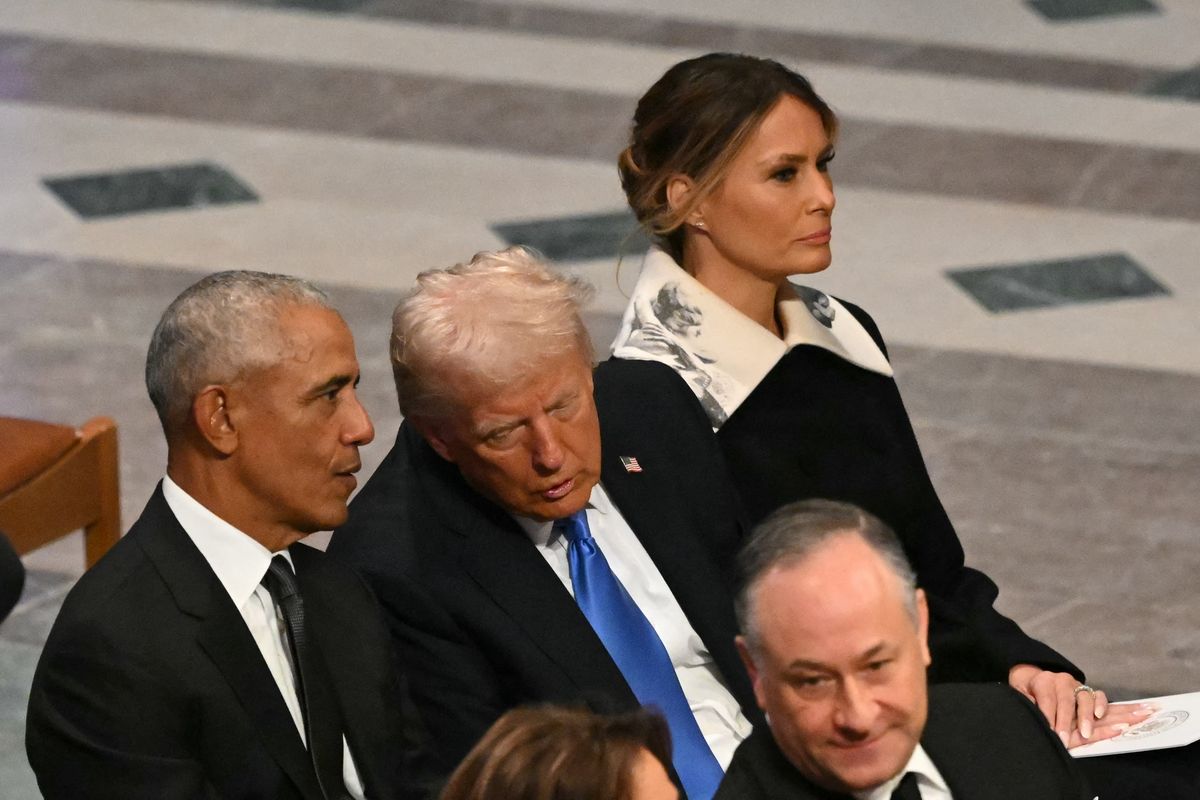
[852,745,952,800]
[163,476,366,799]
[514,482,753,768]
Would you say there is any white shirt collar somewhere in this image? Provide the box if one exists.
[610,247,892,427]
[511,482,612,546]
[162,475,294,609]
[852,744,950,800]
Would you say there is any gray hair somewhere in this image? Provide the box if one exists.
[390,246,595,419]
[735,499,918,655]
[145,270,331,433]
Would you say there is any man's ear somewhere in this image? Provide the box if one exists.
[735,635,768,712]
[914,588,931,668]
[192,385,238,456]
[408,416,456,463]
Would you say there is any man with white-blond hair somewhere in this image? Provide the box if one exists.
[27,271,420,800]
[329,247,758,800]
[716,499,1098,800]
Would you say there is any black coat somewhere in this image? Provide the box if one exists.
[328,360,760,779]
[715,683,1095,800]
[611,300,1079,684]
[26,486,419,800]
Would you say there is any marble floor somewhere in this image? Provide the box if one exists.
[1,0,1198,795]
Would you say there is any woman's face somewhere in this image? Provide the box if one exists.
[628,749,679,800]
[686,94,835,284]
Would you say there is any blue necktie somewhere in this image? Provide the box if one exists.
[555,510,723,800]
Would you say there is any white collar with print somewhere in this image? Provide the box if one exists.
[610,247,892,428]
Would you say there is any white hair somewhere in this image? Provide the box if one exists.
[390,247,594,418]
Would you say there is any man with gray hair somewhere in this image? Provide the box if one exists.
[716,499,1097,800]
[27,271,419,800]
[330,247,758,800]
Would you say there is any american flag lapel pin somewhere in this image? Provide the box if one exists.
[619,455,643,473]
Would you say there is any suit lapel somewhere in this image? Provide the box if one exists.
[463,515,635,701]
[134,487,323,800]
[409,426,635,704]
[292,543,407,800]
[601,453,759,714]
[197,616,325,800]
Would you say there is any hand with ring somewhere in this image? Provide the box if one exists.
[1007,664,1154,747]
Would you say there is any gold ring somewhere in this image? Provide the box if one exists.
[1073,684,1096,698]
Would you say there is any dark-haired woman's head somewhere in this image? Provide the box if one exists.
[619,53,838,268]
[438,706,677,800]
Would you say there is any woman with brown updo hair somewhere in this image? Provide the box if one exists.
[609,52,1101,744]
[439,706,678,800]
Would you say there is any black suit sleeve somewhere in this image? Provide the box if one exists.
[998,687,1095,800]
[360,563,512,777]
[841,301,1081,682]
[925,684,1095,799]
[329,434,523,780]
[882,379,1079,681]
[26,620,222,800]
[0,530,24,623]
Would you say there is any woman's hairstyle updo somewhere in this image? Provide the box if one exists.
[618,52,838,263]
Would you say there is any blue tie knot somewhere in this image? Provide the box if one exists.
[553,510,592,546]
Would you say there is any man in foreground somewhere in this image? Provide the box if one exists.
[330,247,756,800]
[717,499,1096,800]
[27,271,417,799]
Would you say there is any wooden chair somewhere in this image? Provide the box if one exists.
[0,416,121,569]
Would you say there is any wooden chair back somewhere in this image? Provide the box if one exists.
[0,416,121,569]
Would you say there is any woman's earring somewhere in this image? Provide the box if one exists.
[692,219,707,230]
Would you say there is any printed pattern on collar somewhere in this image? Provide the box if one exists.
[610,248,893,428]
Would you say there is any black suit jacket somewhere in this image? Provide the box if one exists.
[0,529,23,622]
[26,487,418,800]
[715,683,1094,800]
[328,360,760,778]
[611,300,1080,684]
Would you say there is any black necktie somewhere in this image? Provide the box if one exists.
[891,772,922,800]
[262,555,349,800]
